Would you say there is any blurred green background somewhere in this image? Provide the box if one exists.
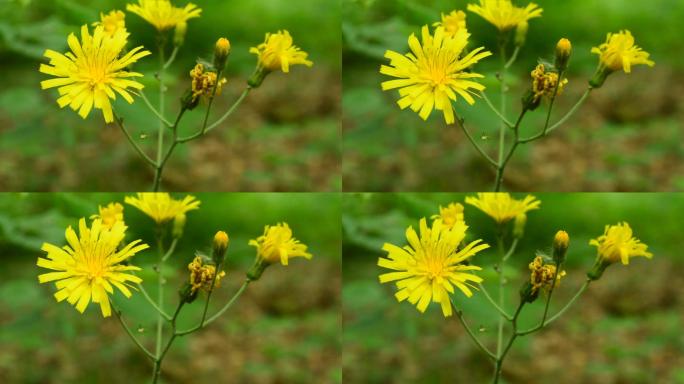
[0,0,340,191]
[0,193,341,383]
[343,0,684,191]
[343,193,684,383]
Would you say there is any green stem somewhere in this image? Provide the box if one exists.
[480,91,513,128]
[452,302,497,360]
[152,302,184,384]
[504,46,520,69]
[113,112,156,168]
[154,233,164,364]
[138,90,173,128]
[495,231,506,358]
[176,280,250,336]
[540,69,565,137]
[112,305,155,361]
[478,283,512,321]
[177,88,251,143]
[163,46,179,70]
[153,40,166,192]
[492,302,525,384]
[496,42,508,191]
[136,282,171,321]
[518,88,592,143]
[161,238,179,263]
[496,109,528,186]
[456,118,498,168]
[517,279,591,336]
[200,69,223,136]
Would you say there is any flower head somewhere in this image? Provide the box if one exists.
[380,26,492,125]
[249,223,312,266]
[468,0,542,31]
[433,10,467,37]
[591,30,654,74]
[431,203,465,229]
[90,202,124,229]
[378,218,489,317]
[93,10,126,36]
[531,64,568,102]
[589,222,652,265]
[39,25,151,123]
[188,256,225,294]
[250,30,313,73]
[126,0,201,31]
[528,255,565,294]
[190,63,227,103]
[37,218,149,317]
[466,193,540,224]
[125,193,200,224]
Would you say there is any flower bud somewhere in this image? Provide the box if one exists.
[555,38,572,72]
[180,89,200,111]
[589,67,611,89]
[552,230,569,265]
[212,230,229,265]
[246,257,268,282]
[179,282,198,304]
[519,281,539,303]
[521,89,541,111]
[174,21,187,47]
[247,66,269,89]
[515,21,528,47]
[213,37,231,71]
[587,258,611,281]
[513,213,527,239]
[172,213,186,239]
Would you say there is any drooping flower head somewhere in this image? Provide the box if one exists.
[249,223,312,266]
[93,10,127,36]
[431,202,465,229]
[591,30,654,74]
[433,10,468,37]
[467,0,542,31]
[190,63,227,103]
[378,218,490,317]
[380,26,492,125]
[125,193,200,224]
[188,256,226,294]
[90,202,125,229]
[589,222,652,265]
[528,255,565,294]
[37,218,149,317]
[531,64,568,102]
[466,193,540,224]
[39,25,151,123]
[126,0,201,31]
[250,30,313,73]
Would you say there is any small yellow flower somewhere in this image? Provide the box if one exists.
[530,64,568,102]
[589,222,652,265]
[39,25,151,123]
[126,0,201,31]
[467,0,542,31]
[380,26,492,125]
[591,30,654,74]
[249,223,312,266]
[90,202,125,229]
[188,256,226,294]
[433,10,467,37]
[93,10,126,36]
[378,218,489,317]
[250,30,313,73]
[431,203,465,229]
[125,193,200,224]
[465,193,540,224]
[190,63,227,103]
[37,218,149,317]
[528,255,565,294]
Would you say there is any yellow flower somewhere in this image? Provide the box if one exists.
[93,10,126,36]
[188,256,226,294]
[591,30,654,73]
[380,26,492,125]
[378,218,489,317]
[39,25,151,123]
[465,193,540,224]
[126,0,201,31]
[528,255,565,294]
[531,64,568,102]
[37,218,149,317]
[250,30,313,73]
[467,0,542,31]
[90,202,125,229]
[249,223,312,266]
[589,222,653,265]
[190,63,227,103]
[125,193,200,224]
[431,203,465,229]
[433,10,467,37]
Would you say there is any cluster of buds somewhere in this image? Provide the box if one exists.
[520,231,568,303]
[179,231,229,303]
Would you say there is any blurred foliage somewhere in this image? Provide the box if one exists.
[0,0,341,191]
[343,0,684,191]
[0,193,341,383]
[343,193,684,383]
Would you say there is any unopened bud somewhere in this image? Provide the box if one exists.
[172,213,186,239]
[179,283,198,304]
[515,21,528,47]
[174,21,187,47]
[180,89,199,111]
[212,230,229,264]
[513,213,527,239]
[521,89,541,111]
[213,37,231,71]
[519,281,539,303]
[246,257,268,282]
[552,230,569,265]
[555,38,572,72]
